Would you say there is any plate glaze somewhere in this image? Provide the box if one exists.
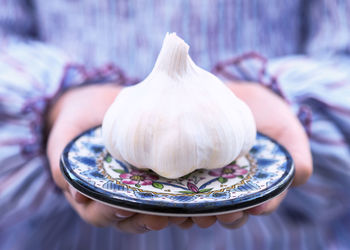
[60,126,294,216]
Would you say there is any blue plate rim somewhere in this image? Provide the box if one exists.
[60,126,294,215]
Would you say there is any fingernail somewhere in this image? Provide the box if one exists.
[144,225,153,231]
[115,212,132,219]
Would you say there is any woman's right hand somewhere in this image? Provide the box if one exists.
[46,84,189,233]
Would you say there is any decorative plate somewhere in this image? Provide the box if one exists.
[60,126,294,216]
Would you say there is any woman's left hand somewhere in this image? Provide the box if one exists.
[184,83,313,229]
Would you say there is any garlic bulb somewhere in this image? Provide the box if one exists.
[102,33,256,179]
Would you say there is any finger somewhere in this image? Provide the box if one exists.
[259,92,312,187]
[219,213,249,229]
[75,192,92,204]
[277,127,313,186]
[84,202,126,227]
[50,154,70,191]
[177,218,194,229]
[191,216,217,229]
[116,214,168,234]
[67,185,92,204]
[47,123,82,191]
[230,84,313,187]
[246,190,288,215]
[114,208,135,220]
[64,191,132,227]
[216,211,244,224]
[168,217,188,225]
[266,102,313,187]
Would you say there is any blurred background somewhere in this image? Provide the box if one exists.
[1,1,350,250]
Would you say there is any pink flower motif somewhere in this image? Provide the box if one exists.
[120,170,158,185]
[209,164,248,178]
[187,182,199,193]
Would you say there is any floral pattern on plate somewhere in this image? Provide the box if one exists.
[61,126,294,215]
[98,148,256,196]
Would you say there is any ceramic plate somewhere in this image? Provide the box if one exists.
[60,126,294,216]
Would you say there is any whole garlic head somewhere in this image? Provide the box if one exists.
[102,33,256,179]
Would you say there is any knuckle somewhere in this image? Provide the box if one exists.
[193,217,216,228]
[221,214,249,229]
[147,216,168,231]
[217,212,244,224]
[137,225,152,233]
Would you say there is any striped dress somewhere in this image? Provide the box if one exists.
[1,1,350,249]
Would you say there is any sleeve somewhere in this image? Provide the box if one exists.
[214,52,350,227]
[304,0,350,56]
[0,38,134,230]
[0,0,37,39]
[213,52,350,184]
[0,40,86,158]
[0,39,84,229]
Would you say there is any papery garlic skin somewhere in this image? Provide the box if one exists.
[102,33,256,179]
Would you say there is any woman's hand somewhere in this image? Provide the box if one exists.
[184,83,313,229]
[46,82,312,232]
[47,84,190,233]
[230,83,313,187]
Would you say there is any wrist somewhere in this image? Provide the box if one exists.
[46,83,123,190]
[47,83,123,131]
[227,82,286,104]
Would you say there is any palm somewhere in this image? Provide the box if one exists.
[231,84,312,187]
[47,85,184,232]
[193,84,312,228]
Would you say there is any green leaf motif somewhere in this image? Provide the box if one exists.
[218,177,228,184]
[199,188,213,193]
[105,156,112,163]
[237,175,244,179]
[135,184,141,188]
[112,169,125,174]
[152,182,164,189]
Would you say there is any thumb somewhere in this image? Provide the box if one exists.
[46,120,81,192]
